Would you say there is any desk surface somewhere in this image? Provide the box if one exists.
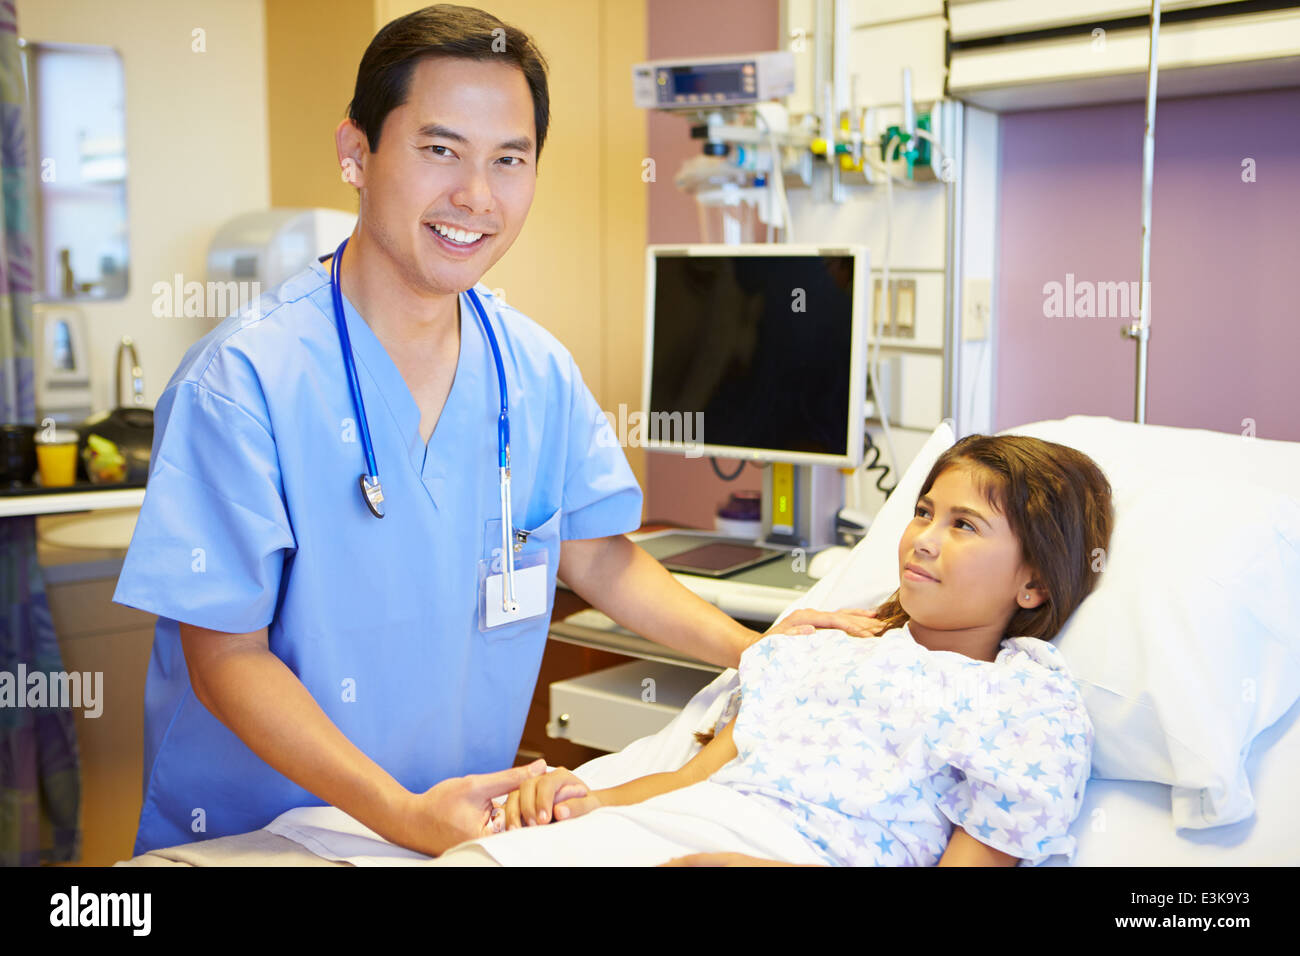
[548,614,727,674]
[0,483,145,518]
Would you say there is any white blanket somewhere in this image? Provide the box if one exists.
[264,805,447,866]
[460,782,828,867]
[260,781,826,868]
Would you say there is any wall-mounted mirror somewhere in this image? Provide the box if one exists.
[19,40,129,301]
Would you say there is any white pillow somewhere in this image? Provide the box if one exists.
[1003,416,1300,829]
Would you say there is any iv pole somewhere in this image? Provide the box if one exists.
[1123,1,1160,424]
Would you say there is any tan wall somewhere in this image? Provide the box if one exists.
[264,0,376,211]
[267,0,649,489]
[20,0,271,412]
[593,0,649,487]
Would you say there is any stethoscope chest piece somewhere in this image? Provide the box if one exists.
[359,474,385,518]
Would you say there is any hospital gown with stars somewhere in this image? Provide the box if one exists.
[707,624,1095,866]
[473,622,1094,867]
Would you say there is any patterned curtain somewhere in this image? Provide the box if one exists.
[0,2,81,866]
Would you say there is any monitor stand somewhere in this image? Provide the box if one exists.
[760,463,842,550]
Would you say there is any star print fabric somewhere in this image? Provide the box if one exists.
[707,624,1094,866]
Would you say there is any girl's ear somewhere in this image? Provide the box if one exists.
[1017,581,1048,609]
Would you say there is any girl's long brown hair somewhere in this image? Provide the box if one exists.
[872,434,1114,641]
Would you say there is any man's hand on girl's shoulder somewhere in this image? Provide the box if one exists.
[760,607,888,642]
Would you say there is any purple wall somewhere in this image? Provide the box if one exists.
[643,0,779,527]
[996,87,1300,441]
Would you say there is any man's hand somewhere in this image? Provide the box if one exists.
[760,607,888,642]
[392,760,548,857]
[501,766,603,830]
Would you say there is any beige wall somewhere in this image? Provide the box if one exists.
[21,0,271,411]
[267,0,649,489]
[265,0,376,210]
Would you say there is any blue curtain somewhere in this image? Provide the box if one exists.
[0,3,82,866]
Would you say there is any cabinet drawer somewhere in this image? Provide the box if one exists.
[46,578,155,637]
[548,661,717,753]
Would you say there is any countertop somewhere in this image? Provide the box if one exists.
[0,482,145,518]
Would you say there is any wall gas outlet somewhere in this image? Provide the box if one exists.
[963,278,991,341]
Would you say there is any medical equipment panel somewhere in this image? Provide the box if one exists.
[632,52,796,110]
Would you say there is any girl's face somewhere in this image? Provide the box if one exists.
[897,465,1045,652]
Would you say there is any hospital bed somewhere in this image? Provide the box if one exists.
[118,415,1300,866]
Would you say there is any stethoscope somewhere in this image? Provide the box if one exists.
[329,236,519,612]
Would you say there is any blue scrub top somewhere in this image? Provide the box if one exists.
[114,259,643,855]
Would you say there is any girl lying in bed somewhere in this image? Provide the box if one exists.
[461,434,1114,867]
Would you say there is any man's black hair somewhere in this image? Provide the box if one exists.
[348,4,550,167]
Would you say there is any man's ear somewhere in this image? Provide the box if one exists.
[335,119,370,186]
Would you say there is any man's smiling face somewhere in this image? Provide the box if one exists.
[361,55,537,296]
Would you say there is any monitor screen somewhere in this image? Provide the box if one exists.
[669,65,743,97]
[645,247,864,466]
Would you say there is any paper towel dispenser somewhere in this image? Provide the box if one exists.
[207,208,356,290]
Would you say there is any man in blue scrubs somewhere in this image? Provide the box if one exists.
[114,5,865,858]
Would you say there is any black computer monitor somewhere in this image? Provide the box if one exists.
[641,244,869,468]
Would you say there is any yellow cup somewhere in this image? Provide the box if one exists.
[35,429,79,487]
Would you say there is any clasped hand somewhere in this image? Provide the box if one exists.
[485,766,600,835]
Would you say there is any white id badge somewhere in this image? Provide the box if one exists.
[478,550,548,630]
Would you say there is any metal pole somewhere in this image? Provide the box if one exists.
[1124,0,1160,424]
[942,101,965,439]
